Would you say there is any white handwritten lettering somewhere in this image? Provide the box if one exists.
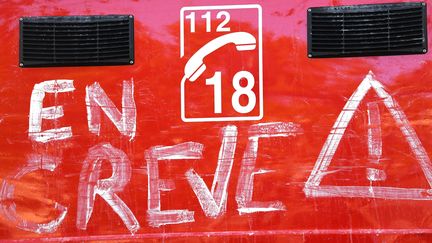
[86,80,136,140]
[76,143,140,233]
[146,142,203,227]
[28,80,75,143]
[0,154,67,233]
[186,125,237,218]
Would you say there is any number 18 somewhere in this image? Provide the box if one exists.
[206,71,256,114]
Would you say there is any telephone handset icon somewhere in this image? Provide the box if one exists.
[183,32,257,82]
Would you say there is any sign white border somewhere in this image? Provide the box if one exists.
[180,4,263,122]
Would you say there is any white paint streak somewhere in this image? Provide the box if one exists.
[28,80,74,143]
[236,122,303,214]
[367,102,386,182]
[31,127,74,144]
[237,201,287,214]
[367,102,382,162]
[369,77,432,188]
[186,125,237,218]
[159,179,176,192]
[41,106,64,120]
[146,142,203,227]
[310,185,432,200]
[304,71,432,200]
[248,121,302,138]
[0,154,67,233]
[254,169,275,175]
[304,73,373,195]
[367,168,387,182]
[76,143,140,233]
[86,80,136,140]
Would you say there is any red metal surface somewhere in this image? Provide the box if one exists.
[1,0,432,241]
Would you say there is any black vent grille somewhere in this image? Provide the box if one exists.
[20,15,134,67]
[308,2,427,58]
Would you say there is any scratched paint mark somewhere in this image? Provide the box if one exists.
[186,125,237,218]
[86,79,136,140]
[367,102,382,162]
[367,102,385,181]
[367,168,387,182]
[159,179,176,192]
[28,79,75,143]
[15,228,432,241]
[304,71,432,200]
[0,154,67,233]
[76,143,140,233]
[235,122,303,214]
[146,142,203,227]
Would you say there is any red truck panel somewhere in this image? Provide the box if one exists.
[1,0,432,241]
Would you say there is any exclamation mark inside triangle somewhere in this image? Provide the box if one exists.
[304,71,432,200]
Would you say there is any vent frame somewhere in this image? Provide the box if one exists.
[307,2,428,58]
[19,15,134,68]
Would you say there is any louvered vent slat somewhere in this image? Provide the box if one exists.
[19,15,134,67]
[308,2,427,58]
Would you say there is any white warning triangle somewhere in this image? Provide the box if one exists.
[304,71,432,200]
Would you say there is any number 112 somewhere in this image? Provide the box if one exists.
[185,11,231,33]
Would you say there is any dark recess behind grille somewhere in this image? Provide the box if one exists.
[307,2,427,58]
[20,15,134,67]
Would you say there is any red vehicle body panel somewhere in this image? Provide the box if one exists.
[1,0,432,241]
